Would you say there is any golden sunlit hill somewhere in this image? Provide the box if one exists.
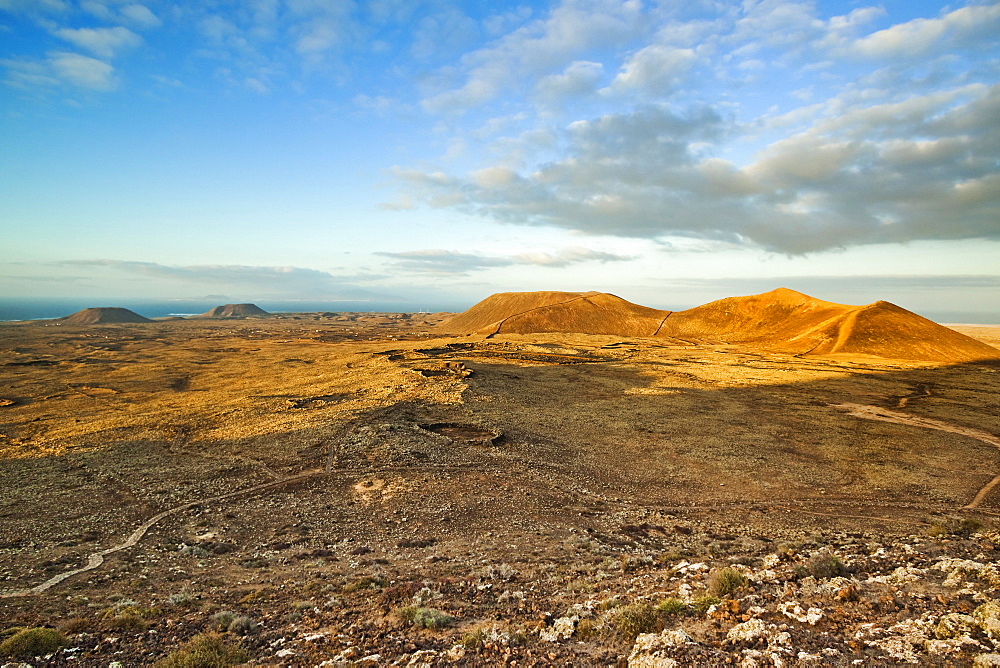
[657,288,1000,363]
[439,290,670,336]
[196,303,270,318]
[441,288,1000,363]
[60,307,152,324]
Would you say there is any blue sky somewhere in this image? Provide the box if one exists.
[1,0,999,316]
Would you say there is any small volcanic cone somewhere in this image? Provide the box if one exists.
[196,303,269,318]
[438,291,669,337]
[62,307,152,324]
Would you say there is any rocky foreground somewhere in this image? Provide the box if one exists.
[4,523,1000,666]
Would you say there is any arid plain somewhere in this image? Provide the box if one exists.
[2,293,1000,666]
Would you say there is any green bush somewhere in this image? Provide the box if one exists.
[99,603,157,632]
[693,595,721,614]
[395,606,455,629]
[605,601,660,640]
[153,633,248,668]
[0,627,68,659]
[807,551,848,579]
[928,517,983,538]
[656,597,688,616]
[708,567,749,597]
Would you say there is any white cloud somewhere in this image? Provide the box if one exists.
[534,60,603,105]
[0,0,69,15]
[119,4,162,29]
[851,4,1000,59]
[61,261,383,300]
[53,26,142,59]
[377,246,633,274]
[398,81,1000,254]
[605,44,695,97]
[422,0,646,114]
[410,6,480,61]
[48,51,116,90]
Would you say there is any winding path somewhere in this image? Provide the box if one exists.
[0,468,325,599]
[831,402,1000,509]
[7,399,999,598]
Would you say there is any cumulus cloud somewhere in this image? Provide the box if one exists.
[54,26,142,59]
[119,4,161,29]
[399,80,1000,254]
[850,4,1000,59]
[534,60,603,105]
[377,247,633,274]
[48,51,117,90]
[422,0,646,113]
[604,44,695,97]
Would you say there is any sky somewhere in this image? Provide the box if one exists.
[1,0,999,318]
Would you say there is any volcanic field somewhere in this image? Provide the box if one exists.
[2,289,1000,667]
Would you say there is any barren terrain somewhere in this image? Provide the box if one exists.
[2,312,1000,666]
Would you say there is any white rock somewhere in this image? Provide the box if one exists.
[404,649,439,667]
[627,628,693,667]
[778,602,824,625]
[539,615,577,642]
[726,619,791,647]
[445,644,466,661]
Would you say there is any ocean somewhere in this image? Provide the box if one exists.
[0,298,464,322]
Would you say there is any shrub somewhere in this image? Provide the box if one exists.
[99,603,157,632]
[60,617,93,634]
[210,611,237,632]
[153,632,248,667]
[167,591,197,607]
[227,616,260,636]
[210,611,259,635]
[693,595,721,614]
[807,551,848,579]
[605,601,660,640]
[343,576,386,592]
[0,627,68,659]
[928,517,983,538]
[482,563,518,581]
[708,567,749,597]
[395,606,455,629]
[461,622,524,648]
[573,617,600,640]
[656,597,688,616]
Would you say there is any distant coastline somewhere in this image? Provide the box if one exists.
[0,297,998,327]
[0,298,463,323]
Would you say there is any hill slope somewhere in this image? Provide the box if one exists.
[657,288,1000,362]
[62,307,151,324]
[439,291,669,337]
[196,303,269,318]
[442,288,1000,362]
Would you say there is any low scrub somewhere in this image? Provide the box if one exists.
[708,567,749,597]
[395,606,456,629]
[0,627,68,660]
[604,601,660,640]
[153,632,248,667]
[807,551,849,579]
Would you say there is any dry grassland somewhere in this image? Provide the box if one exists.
[1,314,999,665]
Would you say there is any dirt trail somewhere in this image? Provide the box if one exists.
[0,468,325,599]
[831,402,1000,509]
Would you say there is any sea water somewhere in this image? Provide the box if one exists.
[0,298,462,322]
